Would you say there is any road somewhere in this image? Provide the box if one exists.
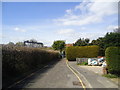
[69,61,119,89]
[10,59,85,89]
[9,58,119,89]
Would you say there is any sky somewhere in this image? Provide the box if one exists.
[2,0,118,46]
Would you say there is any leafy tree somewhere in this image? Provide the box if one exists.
[90,31,120,56]
[7,42,14,46]
[85,38,90,43]
[74,38,90,46]
[16,42,24,47]
[104,32,120,48]
[91,37,105,56]
[52,40,65,52]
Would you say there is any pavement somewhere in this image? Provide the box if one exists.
[68,60,119,89]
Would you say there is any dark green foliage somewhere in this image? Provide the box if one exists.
[104,32,120,48]
[90,37,105,56]
[66,45,99,60]
[2,46,59,87]
[105,47,120,75]
[90,32,120,56]
[74,38,90,46]
[52,40,65,51]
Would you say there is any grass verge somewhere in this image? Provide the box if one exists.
[77,62,88,65]
[103,73,119,78]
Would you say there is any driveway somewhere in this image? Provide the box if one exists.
[79,66,103,75]
[68,60,119,89]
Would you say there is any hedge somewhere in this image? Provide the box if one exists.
[66,45,99,60]
[2,46,59,88]
[105,47,120,74]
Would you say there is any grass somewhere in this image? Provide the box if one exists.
[77,62,88,65]
[103,73,119,78]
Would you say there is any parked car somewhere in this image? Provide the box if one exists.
[98,57,105,66]
[88,57,105,66]
[88,58,98,66]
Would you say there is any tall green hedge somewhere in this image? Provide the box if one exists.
[2,46,59,87]
[66,45,99,60]
[105,47,120,74]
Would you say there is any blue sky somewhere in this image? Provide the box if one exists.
[2,1,118,46]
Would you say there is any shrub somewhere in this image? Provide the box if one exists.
[2,46,59,87]
[105,47,120,75]
[66,45,99,60]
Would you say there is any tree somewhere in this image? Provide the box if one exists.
[91,37,105,56]
[16,42,24,47]
[90,31,120,56]
[7,42,14,46]
[52,40,65,52]
[74,38,90,46]
[85,38,90,43]
[104,32,120,48]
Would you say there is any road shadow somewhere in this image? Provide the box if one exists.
[5,59,62,89]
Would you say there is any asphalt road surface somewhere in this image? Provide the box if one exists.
[9,58,119,90]
[69,61,119,89]
[10,59,84,89]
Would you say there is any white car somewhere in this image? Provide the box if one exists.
[88,58,98,66]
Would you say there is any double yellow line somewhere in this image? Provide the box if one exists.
[66,60,86,90]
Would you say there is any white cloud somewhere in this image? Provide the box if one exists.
[80,27,87,30]
[57,29,74,35]
[54,0,118,26]
[66,9,72,15]
[14,27,26,32]
[107,25,118,30]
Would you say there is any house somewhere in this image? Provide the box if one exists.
[65,43,74,47]
[24,40,43,48]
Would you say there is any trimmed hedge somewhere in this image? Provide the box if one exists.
[66,45,99,60]
[2,46,59,87]
[105,47,120,74]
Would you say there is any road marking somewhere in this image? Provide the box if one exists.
[70,65,92,88]
[66,60,86,90]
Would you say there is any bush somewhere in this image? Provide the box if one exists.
[2,46,59,87]
[66,45,99,60]
[105,47,120,75]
